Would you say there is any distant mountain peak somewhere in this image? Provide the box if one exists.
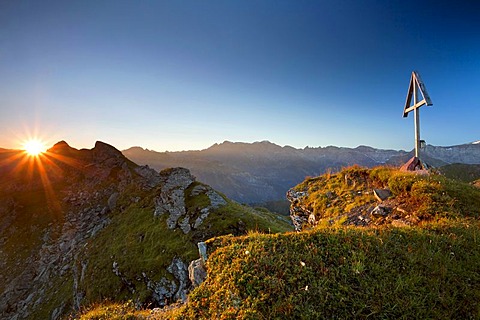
[127,146,147,151]
[93,141,124,159]
[46,140,128,167]
[254,140,276,145]
[47,140,76,155]
[207,140,280,152]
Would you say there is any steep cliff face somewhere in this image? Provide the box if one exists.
[0,141,292,319]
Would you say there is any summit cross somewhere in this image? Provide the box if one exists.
[403,71,433,158]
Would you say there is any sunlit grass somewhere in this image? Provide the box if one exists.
[178,219,480,319]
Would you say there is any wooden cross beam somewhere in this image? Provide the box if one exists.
[403,71,433,158]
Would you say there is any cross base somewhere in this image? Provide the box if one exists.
[399,156,430,174]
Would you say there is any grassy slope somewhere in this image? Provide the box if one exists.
[79,167,480,319]
[78,182,292,309]
[178,221,479,319]
[439,163,480,183]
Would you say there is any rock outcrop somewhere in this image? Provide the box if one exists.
[286,167,438,231]
[286,189,311,231]
[154,167,196,231]
[154,168,227,234]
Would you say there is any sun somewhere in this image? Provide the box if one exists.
[23,139,47,156]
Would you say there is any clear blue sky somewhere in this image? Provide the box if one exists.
[1,0,479,151]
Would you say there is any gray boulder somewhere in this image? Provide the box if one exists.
[188,259,207,288]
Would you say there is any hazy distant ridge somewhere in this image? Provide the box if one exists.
[123,140,480,204]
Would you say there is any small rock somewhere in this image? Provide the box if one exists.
[371,205,391,217]
[193,209,210,229]
[188,258,207,288]
[206,189,227,208]
[198,242,208,262]
[179,216,191,234]
[191,184,208,196]
[373,189,392,202]
[167,258,189,302]
[146,277,177,306]
[107,192,119,211]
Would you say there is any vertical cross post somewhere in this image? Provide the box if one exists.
[414,108,420,158]
[413,83,421,158]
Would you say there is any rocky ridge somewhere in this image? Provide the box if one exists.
[0,141,157,319]
[0,141,291,319]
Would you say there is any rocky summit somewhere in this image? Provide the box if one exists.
[0,141,291,319]
[287,165,480,231]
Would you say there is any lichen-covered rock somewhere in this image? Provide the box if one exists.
[188,258,207,288]
[142,257,190,307]
[193,208,210,229]
[154,169,228,233]
[145,276,177,307]
[179,216,191,234]
[206,189,227,208]
[134,165,163,188]
[153,168,195,230]
[161,168,196,192]
[167,257,189,302]
[286,189,310,231]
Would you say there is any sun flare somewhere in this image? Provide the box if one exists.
[23,139,47,156]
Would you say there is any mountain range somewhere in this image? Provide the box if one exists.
[123,140,480,205]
